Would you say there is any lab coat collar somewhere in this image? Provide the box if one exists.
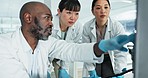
[106,17,112,32]
[90,18,96,28]
[11,27,30,73]
[53,15,61,31]
[53,15,62,38]
[11,27,32,51]
[90,18,97,38]
[19,28,33,53]
[90,18,112,38]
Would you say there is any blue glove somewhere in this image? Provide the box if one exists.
[58,68,70,78]
[99,35,129,52]
[89,70,101,78]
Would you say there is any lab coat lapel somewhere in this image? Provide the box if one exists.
[105,18,112,39]
[91,21,97,38]
[57,30,61,38]
[91,27,96,38]
[53,15,62,39]
[17,47,29,72]
[11,29,29,72]
[65,26,75,41]
[104,18,114,68]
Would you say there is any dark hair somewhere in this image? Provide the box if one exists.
[91,0,110,10]
[58,0,81,12]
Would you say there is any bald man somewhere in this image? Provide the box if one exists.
[0,1,133,78]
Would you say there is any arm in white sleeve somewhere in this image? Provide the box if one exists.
[47,37,104,63]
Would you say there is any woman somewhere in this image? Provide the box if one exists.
[50,0,82,78]
[82,0,128,78]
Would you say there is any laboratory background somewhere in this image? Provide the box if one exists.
[1,0,148,78]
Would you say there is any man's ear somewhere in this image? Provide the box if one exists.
[24,13,32,23]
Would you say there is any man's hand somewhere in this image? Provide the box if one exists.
[58,68,70,78]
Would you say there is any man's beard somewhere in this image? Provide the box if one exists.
[31,17,49,40]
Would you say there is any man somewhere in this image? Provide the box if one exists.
[0,1,134,78]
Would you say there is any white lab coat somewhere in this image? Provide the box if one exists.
[0,28,103,78]
[82,18,128,77]
[50,15,83,71]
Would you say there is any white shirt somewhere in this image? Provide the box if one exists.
[30,50,39,78]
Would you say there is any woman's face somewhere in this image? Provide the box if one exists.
[92,0,110,22]
[58,9,79,27]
